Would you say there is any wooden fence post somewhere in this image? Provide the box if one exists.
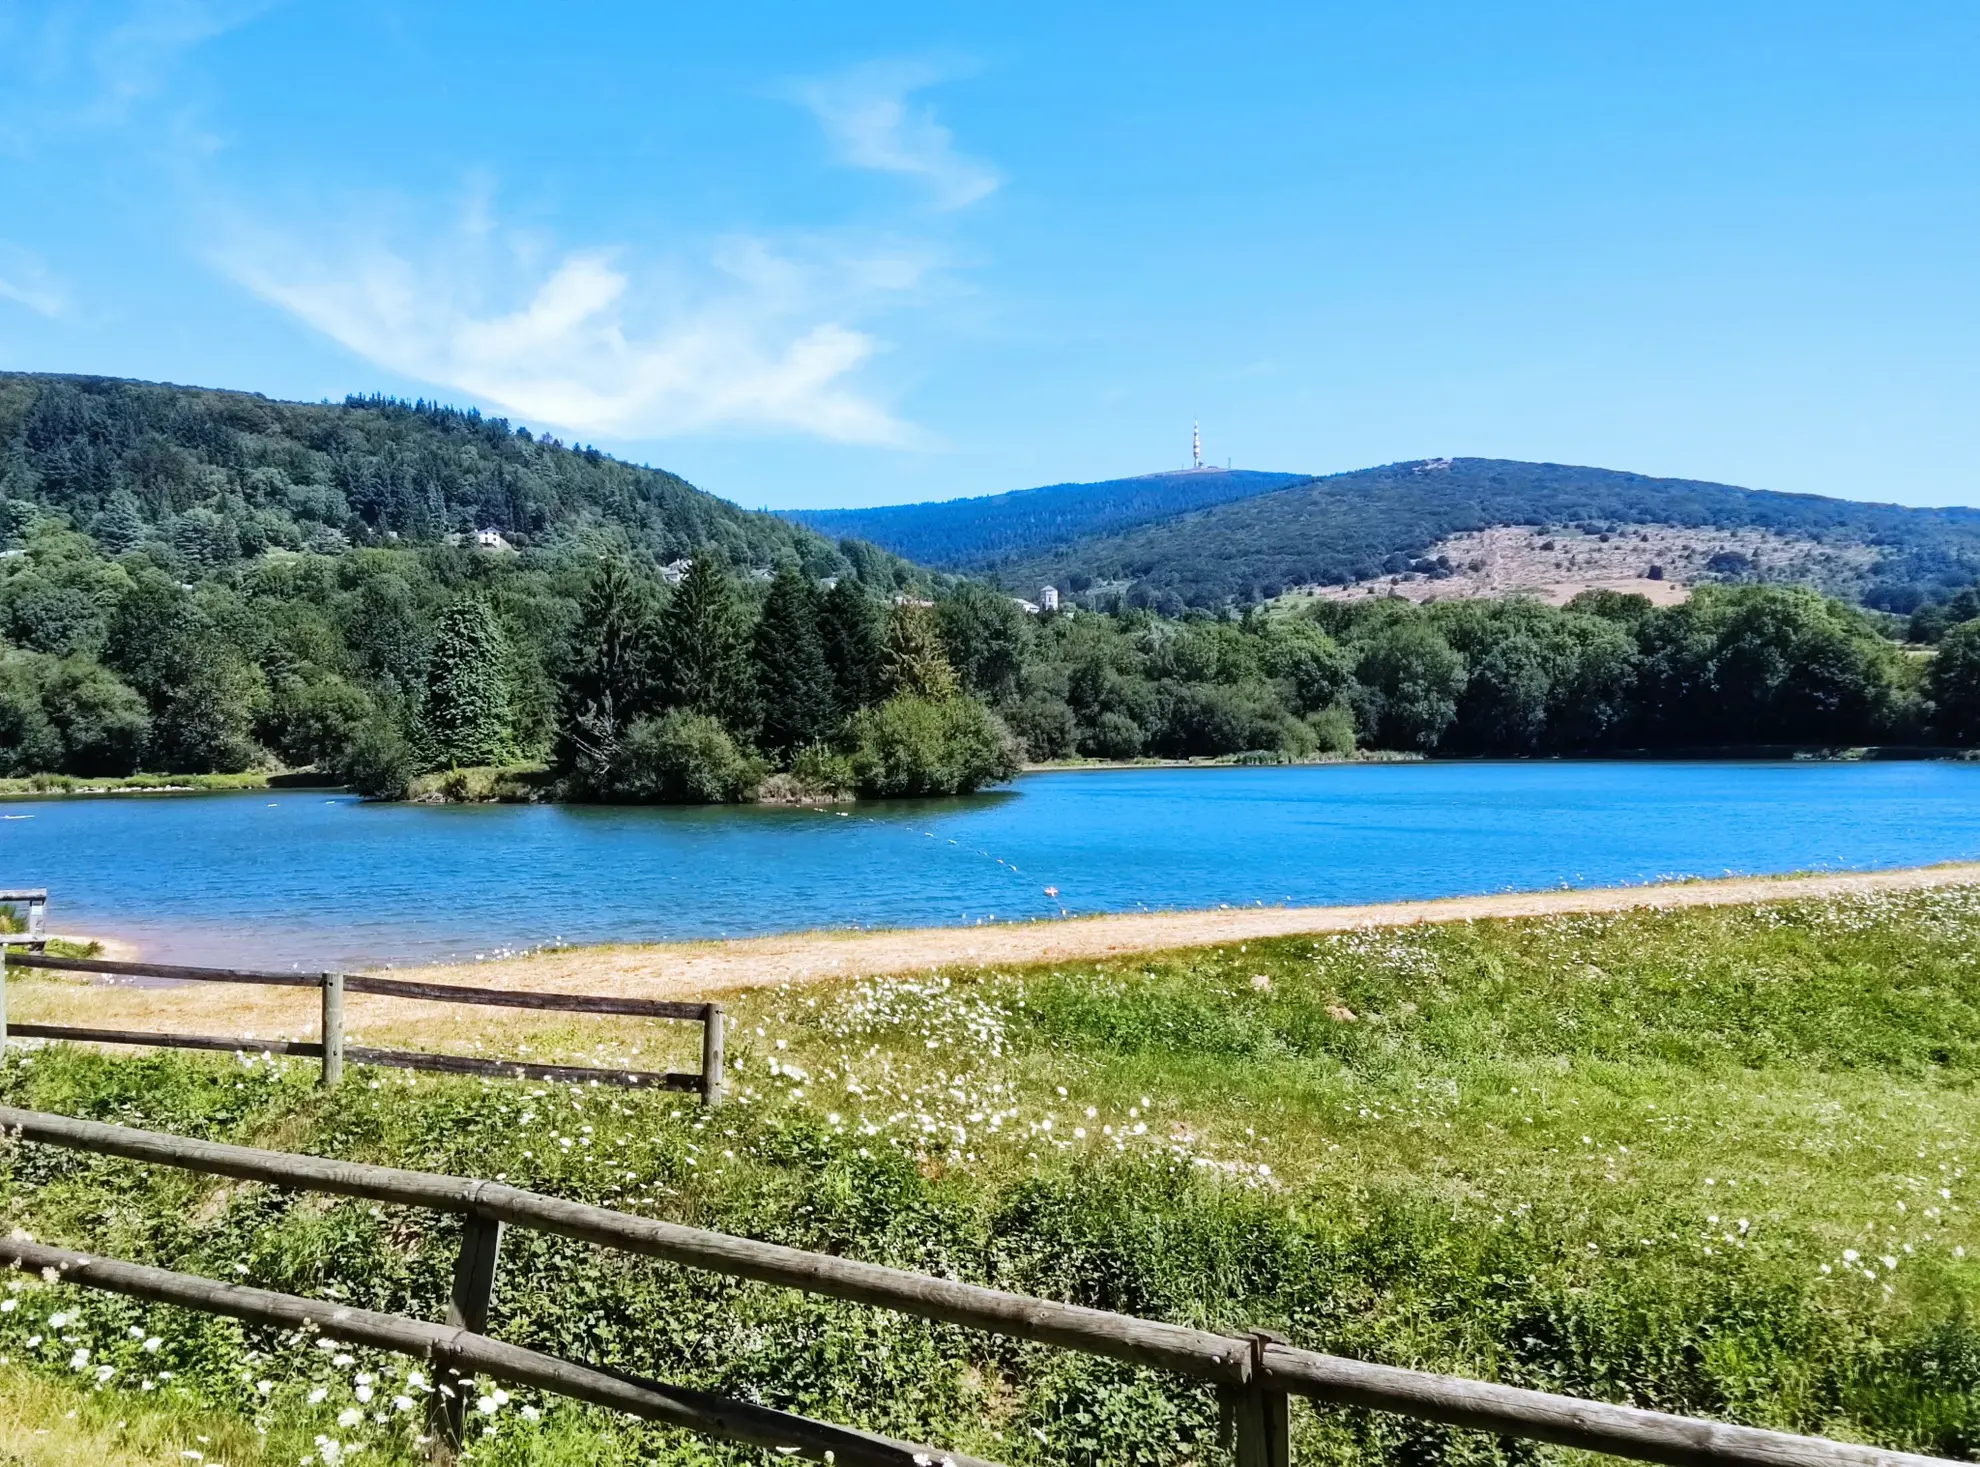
[700,1003,725,1108]
[1,946,9,1059]
[431,1212,503,1460]
[1233,1330,1290,1467]
[319,973,343,1088]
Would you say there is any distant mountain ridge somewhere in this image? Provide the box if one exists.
[809,457,1980,611]
[787,467,1310,568]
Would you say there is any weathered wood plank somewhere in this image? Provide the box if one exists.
[1257,1342,1950,1467]
[433,1214,505,1457]
[6,1029,693,1090]
[0,1238,1004,1467]
[343,974,708,1020]
[6,952,321,987]
[6,1024,325,1056]
[342,1045,697,1090]
[10,953,712,1019]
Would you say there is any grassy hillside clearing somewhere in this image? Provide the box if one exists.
[6,885,1980,1465]
[991,458,1980,611]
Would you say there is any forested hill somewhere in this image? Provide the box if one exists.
[0,372,881,577]
[787,467,1310,567]
[983,457,1980,609]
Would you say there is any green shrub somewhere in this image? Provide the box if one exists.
[605,709,766,803]
[1303,701,1358,755]
[791,742,857,796]
[329,713,417,798]
[845,693,1021,797]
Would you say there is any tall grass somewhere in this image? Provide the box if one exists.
[5,887,1980,1465]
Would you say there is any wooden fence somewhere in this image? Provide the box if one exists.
[0,951,724,1103]
[0,888,47,951]
[0,1104,1955,1467]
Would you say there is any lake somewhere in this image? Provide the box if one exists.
[4,761,1980,970]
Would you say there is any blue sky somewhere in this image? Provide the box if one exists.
[1,2,1976,510]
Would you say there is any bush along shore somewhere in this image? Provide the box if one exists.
[5,884,1980,1464]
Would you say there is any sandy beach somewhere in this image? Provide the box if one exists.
[12,863,1980,1053]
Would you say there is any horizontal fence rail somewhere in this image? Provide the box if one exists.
[0,1238,1001,1467]
[0,951,724,1103]
[0,1105,1955,1467]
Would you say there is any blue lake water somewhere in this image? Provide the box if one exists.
[4,761,1980,969]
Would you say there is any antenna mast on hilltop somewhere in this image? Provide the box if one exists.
[1192,420,1202,470]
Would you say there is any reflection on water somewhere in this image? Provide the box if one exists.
[4,761,1980,969]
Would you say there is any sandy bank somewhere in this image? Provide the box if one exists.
[13,864,1980,1055]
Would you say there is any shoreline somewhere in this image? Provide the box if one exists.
[4,745,1973,804]
[385,861,1980,999]
[22,865,1980,1045]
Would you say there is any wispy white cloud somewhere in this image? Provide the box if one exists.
[216,201,930,445]
[793,60,1000,210]
[0,0,269,145]
[0,243,69,317]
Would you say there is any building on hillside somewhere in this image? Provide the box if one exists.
[1039,585,1060,611]
[1012,597,1040,615]
[473,528,514,551]
[893,593,935,608]
[660,557,692,585]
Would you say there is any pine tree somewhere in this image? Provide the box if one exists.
[752,565,835,760]
[558,555,659,774]
[421,593,513,767]
[91,491,148,555]
[882,602,959,699]
[656,551,754,732]
[818,577,884,714]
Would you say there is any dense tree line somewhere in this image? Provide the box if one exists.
[0,511,1019,801]
[973,582,1959,761]
[5,495,1980,797]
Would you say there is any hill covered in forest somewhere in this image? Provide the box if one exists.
[787,467,1310,568]
[965,458,1980,610]
[0,372,895,580]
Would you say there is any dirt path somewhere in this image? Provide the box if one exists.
[16,864,1980,1050]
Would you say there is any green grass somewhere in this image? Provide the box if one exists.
[402,764,554,803]
[0,772,284,797]
[6,887,1980,1465]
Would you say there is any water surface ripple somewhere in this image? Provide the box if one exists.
[4,762,1979,969]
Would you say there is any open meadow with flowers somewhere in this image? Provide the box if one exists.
[6,884,1980,1466]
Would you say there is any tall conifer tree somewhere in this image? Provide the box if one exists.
[752,565,835,760]
[558,555,659,773]
[422,593,513,767]
[656,551,754,732]
[818,577,884,714]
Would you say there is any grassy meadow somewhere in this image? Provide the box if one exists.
[5,885,1980,1466]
